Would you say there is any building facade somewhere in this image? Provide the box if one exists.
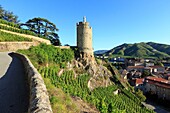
[143,77,170,101]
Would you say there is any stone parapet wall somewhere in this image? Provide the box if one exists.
[55,46,70,49]
[0,29,51,52]
[0,42,37,52]
[11,52,53,113]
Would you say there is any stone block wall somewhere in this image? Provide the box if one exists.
[11,52,53,113]
[0,42,37,52]
[0,29,51,52]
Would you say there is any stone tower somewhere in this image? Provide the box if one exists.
[77,17,94,59]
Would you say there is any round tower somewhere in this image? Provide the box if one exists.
[77,17,93,58]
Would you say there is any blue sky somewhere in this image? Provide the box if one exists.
[1,0,170,50]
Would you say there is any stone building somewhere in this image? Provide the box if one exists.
[77,17,94,59]
[143,76,170,101]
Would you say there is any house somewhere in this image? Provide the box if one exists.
[133,62,144,66]
[149,66,165,73]
[143,76,170,101]
[126,58,136,66]
[127,66,145,72]
[133,71,142,78]
[129,78,144,90]
[145,62,154,67]
[144,58,155,63]
[135,78,144,87]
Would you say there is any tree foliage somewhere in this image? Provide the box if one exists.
[0,5,19,23]
[20,17,61,45]
[142,70,151,77]
[135,89,146,102]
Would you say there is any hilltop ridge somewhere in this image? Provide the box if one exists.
[97,42,170,58]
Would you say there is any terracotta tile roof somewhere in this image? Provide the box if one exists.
[146,76,168,83]
[145,76,170,89]
[147,81,170,89]
[136,78,144,85]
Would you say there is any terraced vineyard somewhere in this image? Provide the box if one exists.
[38,66,154,113]
[0,19,47,39]
[18,44,155,113]
[0,30,32,42]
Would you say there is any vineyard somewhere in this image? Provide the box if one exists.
[0,19,47,39]
[0,30,32,42]
[37,66,154,113]
[18,44,155,113]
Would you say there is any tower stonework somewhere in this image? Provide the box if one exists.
[77,17,94,60]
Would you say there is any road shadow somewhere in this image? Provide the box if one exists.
[0,53,29,113]
[145,99,170,113]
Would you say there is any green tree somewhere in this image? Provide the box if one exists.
[154,61,164,67]
[142,70,150,77]
[0,5,4,19]
[21,17,61,45]
[135,89,146,102]
[0,5,19,23]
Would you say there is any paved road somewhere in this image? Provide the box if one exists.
[0,52,29,113]
[144,100,170,113]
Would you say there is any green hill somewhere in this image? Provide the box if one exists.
[147,42,170,55]
[104,42,170,58]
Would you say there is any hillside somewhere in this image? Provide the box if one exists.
[147,42,170,55]
[0,18,155,113]
[17,44,155,113]
[94,50,108,55]
[102,42,170,58]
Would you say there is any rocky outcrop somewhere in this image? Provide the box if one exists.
[11,52,52,113]
[70,59,113,90]
[87,63,113,90]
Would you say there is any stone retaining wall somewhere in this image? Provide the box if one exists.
[0,29,51,52]
[11,52,53,113]
[0,42,37,52]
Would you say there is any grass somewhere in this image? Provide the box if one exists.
[44,77,80,113]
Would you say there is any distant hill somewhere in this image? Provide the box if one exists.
[94,50,108,55]
[102,42,170,58]
[147,42,170,55]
